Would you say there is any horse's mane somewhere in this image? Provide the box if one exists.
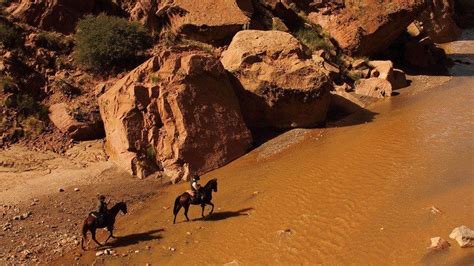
[110,201,126,211]
[205,178,217,188]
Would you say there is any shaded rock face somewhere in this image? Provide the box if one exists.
[417,0,460,43]
[99,49,252,182]
[48,103,104,141]
[160,0,254,43]
[308,0,426,56]
[7,0,97,34]
[404,37,447,69]
[221,30,332,129]
[129,0,160,34]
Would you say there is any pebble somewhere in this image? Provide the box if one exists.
[224,260,240,266]
[429,206,442,214]
[277,228,293,236]
[168,247,176,252]
[74,188,80,192]
[428,237,450,250]
[449,225,474,248]
[58,188,64,192]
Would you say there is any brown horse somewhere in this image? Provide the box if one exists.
[173,178,217,224]
[81,201,127,250]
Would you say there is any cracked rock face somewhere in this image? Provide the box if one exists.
[99,48,252,182]
[221,30,332,129]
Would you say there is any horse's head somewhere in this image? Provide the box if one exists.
[117,201,127,214]
[210,178,217,192]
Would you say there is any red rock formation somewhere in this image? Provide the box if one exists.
[48,103,104,141]
[158,0,254,43]
[7,0,97,34]
[417,0,460,43]
[99,48,252,182]
[221,30,332,129]
[355,78,393,99]
[308,0,426,56]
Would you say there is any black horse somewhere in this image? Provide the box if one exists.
[81,201,127,250]
[173,178,217,224]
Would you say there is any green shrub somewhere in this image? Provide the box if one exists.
[0,75,16,92]
[37,31,66,50]
[294,27,333,53]
[74,14,152,73]
[20,115,45,137]
[0,22,22,48]
[5,94,48,118]
[145,145,156,161]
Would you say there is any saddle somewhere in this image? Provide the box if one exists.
[186,190,203,204]
[90,211,107,227]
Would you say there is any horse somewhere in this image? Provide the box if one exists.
[81,201,127,250]
[173,178,217,224]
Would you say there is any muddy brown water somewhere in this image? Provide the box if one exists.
[57,32,474,265]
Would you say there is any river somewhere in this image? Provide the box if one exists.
[57,30,474,265]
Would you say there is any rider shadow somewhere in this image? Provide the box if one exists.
[103,228,164,249]
[193,207,254,222]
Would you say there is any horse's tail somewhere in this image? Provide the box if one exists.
[81,221,88,250]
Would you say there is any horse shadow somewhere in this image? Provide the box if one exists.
[102,228,164,248]
[194,207,254,222]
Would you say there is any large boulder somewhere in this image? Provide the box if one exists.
[368,60,408,90]
[404,37,448,69]
[158,0,253,43]
[99,48,252,182]
[416,0,460,43]
[7,0,97,34]
[48,103,104,141]
[308,0,426,56]
[221,30,333,129]
[354,78,393,99]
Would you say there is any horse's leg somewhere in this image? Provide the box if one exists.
[173,204,182,224]
[209,202,215,215]
[184,204,190,222]
[91,228,102,247]
[201,204,205,217]
[104,226,114,244]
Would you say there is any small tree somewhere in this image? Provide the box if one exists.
[74,14,152,73]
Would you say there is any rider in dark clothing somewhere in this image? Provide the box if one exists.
[190,175,204,202]
[96,195,108,225]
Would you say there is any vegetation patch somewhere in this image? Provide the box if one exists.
[294,26,334,54]
[74,14,152,73]
[0,21,22,48]
[37,31,67,51]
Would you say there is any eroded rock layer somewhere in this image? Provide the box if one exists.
[99,48,252,182]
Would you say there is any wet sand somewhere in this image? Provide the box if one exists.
[52,30,474,265]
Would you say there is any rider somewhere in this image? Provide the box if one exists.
[190,174,204,202]
[96,195,108,225]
